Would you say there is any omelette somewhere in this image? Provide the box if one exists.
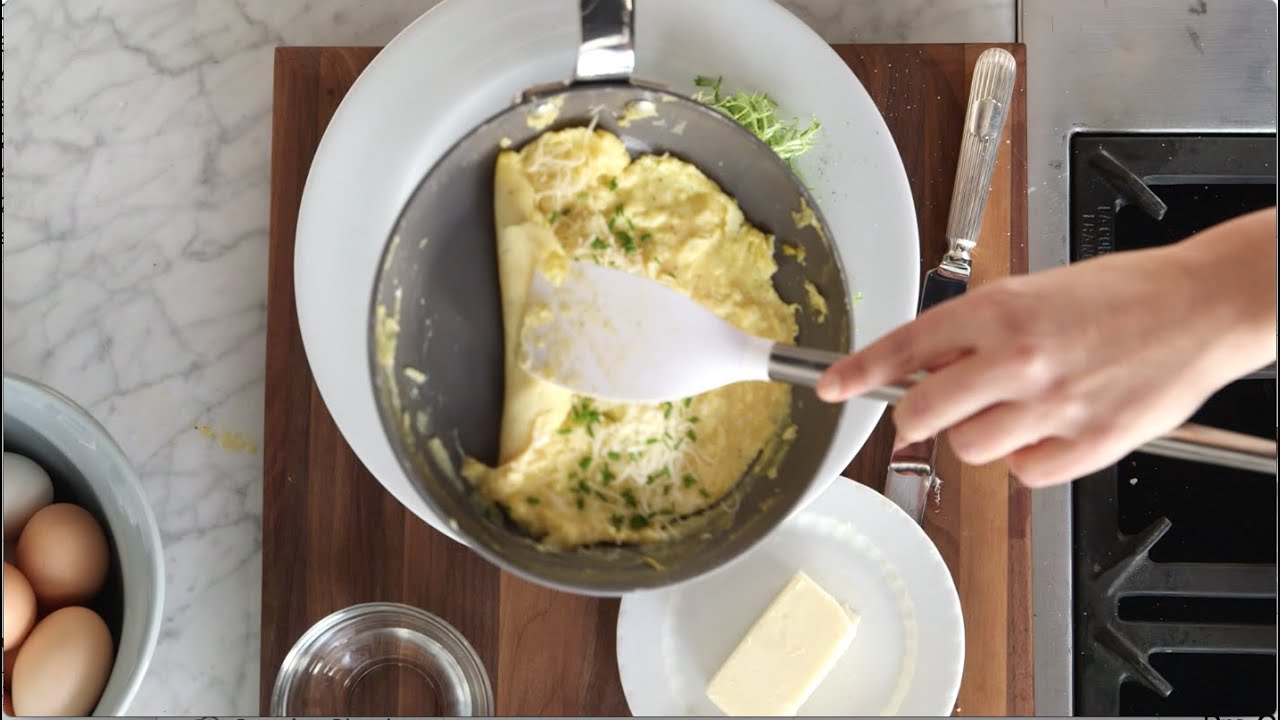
[461,127,798,548]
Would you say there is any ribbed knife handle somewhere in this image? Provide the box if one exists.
[940,48,1017,278]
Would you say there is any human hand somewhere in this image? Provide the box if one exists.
[817,207,1277,487]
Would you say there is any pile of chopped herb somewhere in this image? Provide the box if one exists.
[693,75,821,171]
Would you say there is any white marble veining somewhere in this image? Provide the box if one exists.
[0,0,1012,714]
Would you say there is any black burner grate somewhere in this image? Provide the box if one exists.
[1069,134,1278,716]
[1073,453,1277,715]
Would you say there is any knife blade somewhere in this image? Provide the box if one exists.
[884,47,1018,523]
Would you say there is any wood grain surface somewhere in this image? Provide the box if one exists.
[262,44,1029,716]
[835,44,1032,716]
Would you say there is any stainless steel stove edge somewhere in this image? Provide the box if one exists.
[1018,0,1278,715]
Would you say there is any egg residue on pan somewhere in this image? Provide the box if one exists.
[460,127,799,548]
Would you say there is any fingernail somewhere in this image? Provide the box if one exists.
[815,375,843,402]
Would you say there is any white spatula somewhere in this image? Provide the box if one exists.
[518,260,1278,476]
[519,260,895,405]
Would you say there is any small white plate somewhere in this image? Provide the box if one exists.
[294,0,919,543]
[616,478,964,716]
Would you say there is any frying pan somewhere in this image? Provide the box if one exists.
[369,0,851,594]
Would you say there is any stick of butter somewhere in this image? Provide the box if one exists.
[705,571,859,716]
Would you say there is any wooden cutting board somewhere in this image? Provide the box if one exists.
[262,43,1029,716]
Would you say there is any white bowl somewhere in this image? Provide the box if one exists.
[2,373,164,715]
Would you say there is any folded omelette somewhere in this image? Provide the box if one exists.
[461,127,797,548]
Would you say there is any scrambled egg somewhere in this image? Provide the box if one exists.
[461,127,798,548]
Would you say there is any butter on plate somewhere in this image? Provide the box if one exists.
[705,571,859,716]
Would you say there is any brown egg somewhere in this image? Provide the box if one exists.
[12,607,114,716]
[14,504,109,607]
[2,564,36,650]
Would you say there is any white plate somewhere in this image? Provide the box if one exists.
[294,0,919,543]
[616,477,964,716]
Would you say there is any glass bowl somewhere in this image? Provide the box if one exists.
[271,602,493,716]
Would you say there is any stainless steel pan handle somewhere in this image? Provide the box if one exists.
[1144,423,1276,476]
[576,0,635,82]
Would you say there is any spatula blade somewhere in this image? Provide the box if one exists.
[520,261,773,403]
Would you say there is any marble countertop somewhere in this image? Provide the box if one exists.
[0,0,1013,714]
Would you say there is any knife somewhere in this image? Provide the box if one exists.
[884,48,1018,523]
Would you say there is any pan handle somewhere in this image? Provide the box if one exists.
[576,0,635,82]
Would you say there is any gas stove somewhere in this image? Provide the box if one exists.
[1021,0,1278,715]
[1069,134,1277,715]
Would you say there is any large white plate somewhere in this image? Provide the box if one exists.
[294,0,919,543]
[616,477,964,716]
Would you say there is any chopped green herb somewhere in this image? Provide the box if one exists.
[689,416,700,424]
[600,464,616,485]
[570,398,603,436]
[578,456,592,470]
[663,484,672,496]
[686,429,698,442]
[526,496,541,505]
[645,437,659,445]
[609,176,619,191]
[548,210,560,223]
[640,232,652,243]
[661,401,673,419]
[626,218,636,231]
[591,236,609,251]
[629,513,650,529]
[610,513,625,530]
[594,490,609,502]
[575,496,586,510]
[693,75,821,171]
[606,451,622,461]
[576,479,591,495]
[627,451,641,460]
[682,473,698,488]
[616,231,637,253]
[621,489,638,508]
[557,427,572,435]
[699,488,711,499]
[646,467,671,484]
[577,191,589,199]
[682,397,692,408]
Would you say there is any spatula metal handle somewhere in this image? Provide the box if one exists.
[766,344,904,404]
[766,343,1275,476]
